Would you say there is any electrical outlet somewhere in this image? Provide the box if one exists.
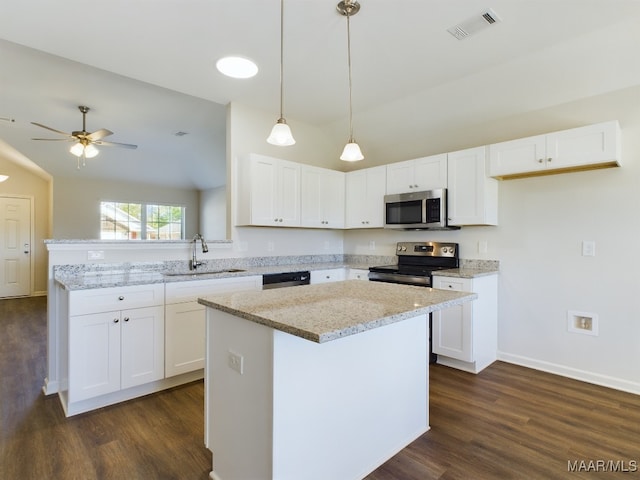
[478,241,488,254]
[267,241,275,252]
[369,240,375,250]
[567,311,598,336]
[228,351,244,374]
[87,250,105,260]
[582,240,596,257]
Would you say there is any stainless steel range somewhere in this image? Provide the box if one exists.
[369,241,459,365]
[369,241,459,287]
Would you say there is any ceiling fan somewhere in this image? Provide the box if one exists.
[32,105,137,168]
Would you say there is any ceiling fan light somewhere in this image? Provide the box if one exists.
[340,141,364,161]
[69,142,84,157]
[267,119,296,146]
[84,143,99,158]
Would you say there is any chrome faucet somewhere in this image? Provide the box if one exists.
[190,234,209,270]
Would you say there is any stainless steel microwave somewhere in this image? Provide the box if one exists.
[384,188,456,230]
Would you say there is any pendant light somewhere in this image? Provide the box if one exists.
[337,0,364,161]
[267,0,296,146]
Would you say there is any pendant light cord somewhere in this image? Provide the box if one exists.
[279,0,284,119]
[346,12,354,142]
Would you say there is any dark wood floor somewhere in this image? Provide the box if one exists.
[2,296,639,479]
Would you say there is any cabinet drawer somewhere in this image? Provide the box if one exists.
[433,277,472,292]
[165,275,262,304]
[69,283,164,316]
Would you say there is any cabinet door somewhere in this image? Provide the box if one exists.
[448,146,498,226]
[69,311,121,402]
[347,269,369,280]
[277,160,301,226]
[322,169,345,228]
[547,121,620,169]
[310,268,347,284]
[363,166,387,228]
[386,159,416,195]
[345,170,368,228]
[414,154,447,191]
[247,155,279,226]
[121,305,165,389]
[301,167,345,228]
[165,302,205,377]
[488,134,547,177]
[432,278,473,362]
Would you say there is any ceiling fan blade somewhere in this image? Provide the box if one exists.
[31,122,72,136]
[87,128,114,141]
[32,137,73,141]
[95,140,138,150]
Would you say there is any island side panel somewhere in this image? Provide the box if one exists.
[206,309,274,480]
[271,313,429,480]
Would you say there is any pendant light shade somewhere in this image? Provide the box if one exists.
[337,0,363,161]
[267,0,295,146]
[267,118,295,146]
[340,142,364,161]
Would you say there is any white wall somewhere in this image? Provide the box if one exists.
[200,186,226,240]
[52,176,200,239]
[345,86,640,393]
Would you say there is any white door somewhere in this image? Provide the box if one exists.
[0,196,31,297]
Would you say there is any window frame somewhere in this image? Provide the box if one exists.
[100,200,186,240]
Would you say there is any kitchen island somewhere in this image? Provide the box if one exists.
[199,280,477,480]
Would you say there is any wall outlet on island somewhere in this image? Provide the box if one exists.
[228,351,244,374]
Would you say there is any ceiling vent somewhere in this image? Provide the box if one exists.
[447,8,502,40]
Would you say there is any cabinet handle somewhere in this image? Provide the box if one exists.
[547,157,552,162]
[538,158,544,163]
[124,317,130,322]
[118,296,124,301]
[113,318,119,323]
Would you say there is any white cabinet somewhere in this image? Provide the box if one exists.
[345,165,387,229]
[447,146,498,226]
[310,268,346,284]
[386,154,447,195]
[165,276,262,377]
[300,165,345,228]
[347,268,369,280]
[68,284,165,403]
[431,274,498,373]
[236,153,301,227]
[488,120,621,179]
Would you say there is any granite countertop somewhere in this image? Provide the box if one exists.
[198,280,477,343]
[53,257,499,290]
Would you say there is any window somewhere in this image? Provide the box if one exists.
[100,201,185,240]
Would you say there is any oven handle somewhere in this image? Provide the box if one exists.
[368,271,431,287]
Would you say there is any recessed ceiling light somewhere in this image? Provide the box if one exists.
[216,56,259,79]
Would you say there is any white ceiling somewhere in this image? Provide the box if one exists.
[1,0,640,188]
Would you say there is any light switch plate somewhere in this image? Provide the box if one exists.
[582,240,595,257]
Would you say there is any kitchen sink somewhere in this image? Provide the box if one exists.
[164,268,246,276]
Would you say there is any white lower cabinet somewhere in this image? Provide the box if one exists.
[67,284,165,404]
[347,268,369,280]
[164,276,262,377]
[310,268,347,284]
[431,274,498,373]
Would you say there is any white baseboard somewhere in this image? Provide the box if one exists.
[33,290,47,297]
[497,351,640,395]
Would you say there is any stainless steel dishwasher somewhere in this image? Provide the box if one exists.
[262,271,311,289]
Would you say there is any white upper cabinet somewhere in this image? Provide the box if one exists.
[489,120,621,179]
[345,165,387,229]
[386,154,447,194]
[300,165,345,229]
[236,153,301,227]
[447,146,498,226]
